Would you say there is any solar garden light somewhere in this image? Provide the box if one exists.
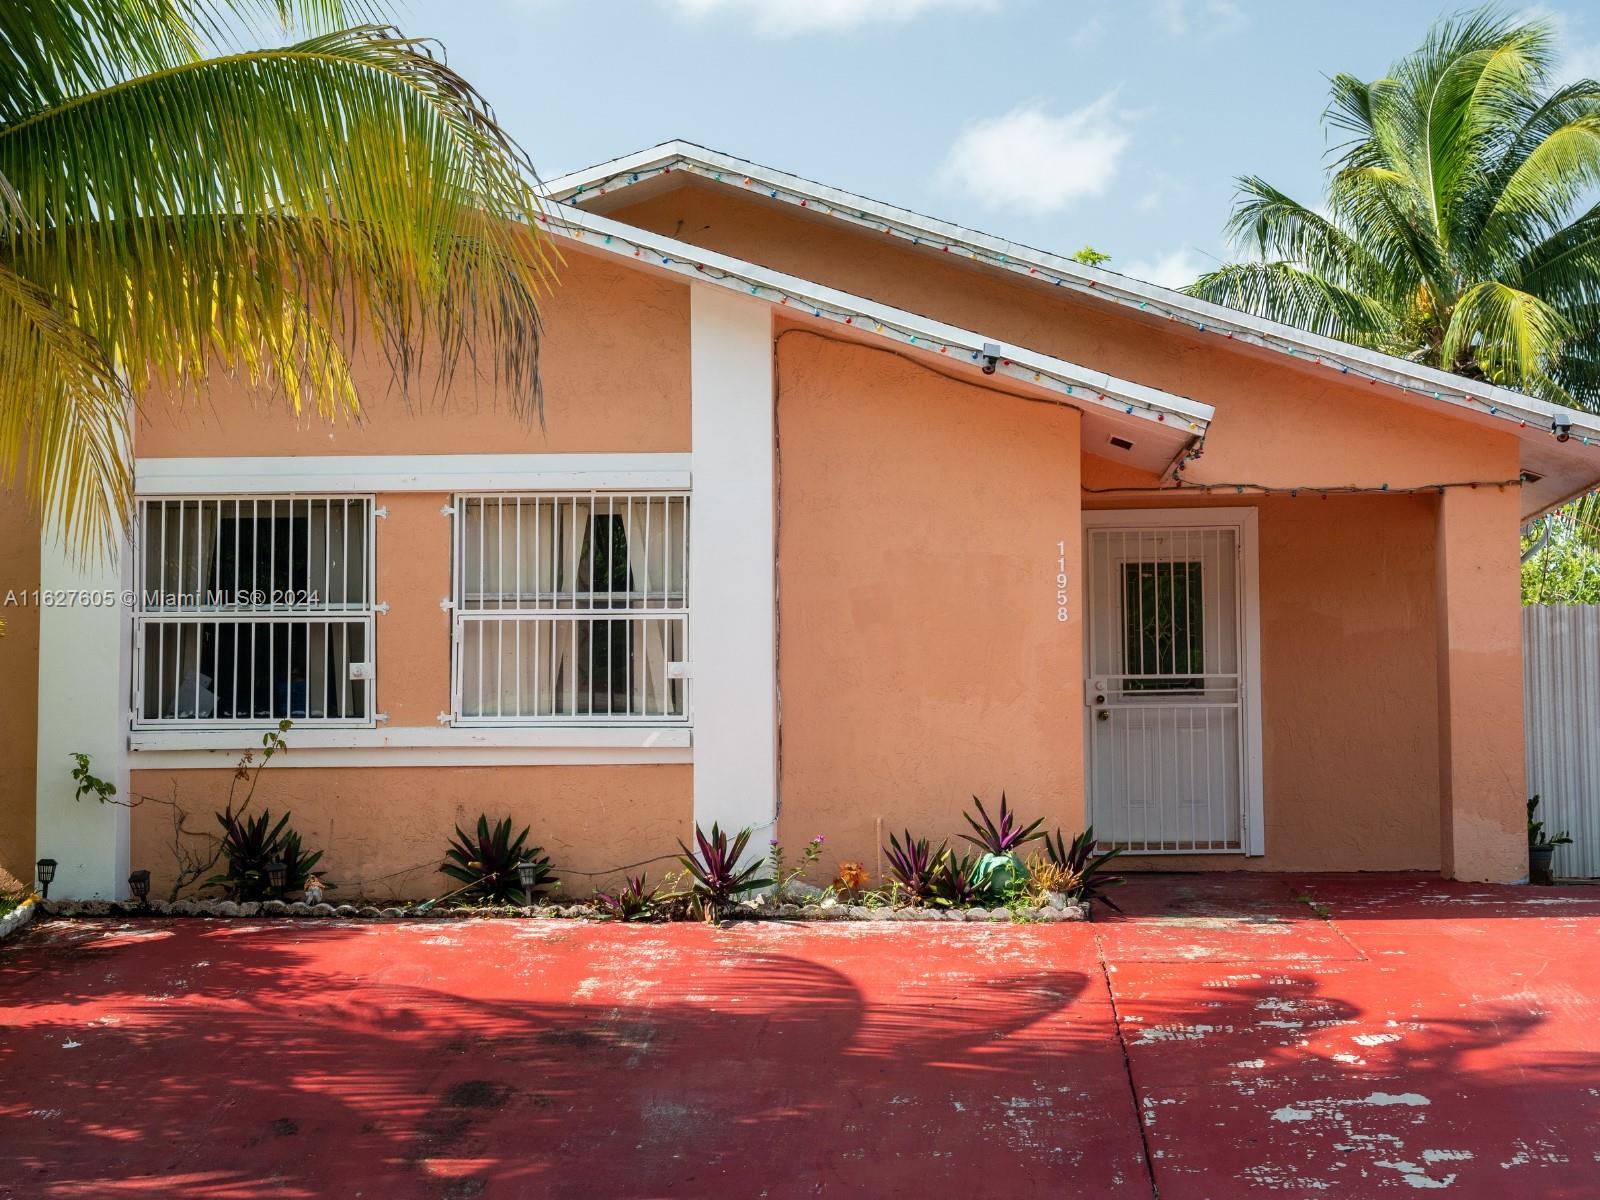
[515,861,542,892]
[127,870,151,907]
[265,861,288,893]
[35,858,57,900]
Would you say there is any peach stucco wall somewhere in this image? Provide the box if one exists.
[616,181,1529,877]
[607,181,1522,491]
[0,493,41,890]
[1081,482,1443,873]
[128,765,691,901]
[135,245,691,457]
[773,326,1086,872]
[119,246,699,899]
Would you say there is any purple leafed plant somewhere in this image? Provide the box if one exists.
[596,872,659,921]
[932,850,986,908]
[677,823,773,919]
[1043,825,1125,911]
[961,792,1045,856]
[884,829,946,903]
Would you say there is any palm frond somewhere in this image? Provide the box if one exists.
[1185,261,1395,342]
[0,263,130,554]
[0,11,554,547]
[1444,279,1571,392]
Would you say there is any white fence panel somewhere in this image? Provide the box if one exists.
[1523,604,1600,878]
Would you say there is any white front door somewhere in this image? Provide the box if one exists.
[1083,509,1263,855]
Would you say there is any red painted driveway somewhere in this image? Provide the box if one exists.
[3,875,1599,1198]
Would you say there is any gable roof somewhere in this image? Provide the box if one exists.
[545,140,1600,517]
[539,199,1209,477]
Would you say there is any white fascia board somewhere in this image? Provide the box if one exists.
[135,453,692,496]
[547,141,1600,448]
[544,202,1213,434]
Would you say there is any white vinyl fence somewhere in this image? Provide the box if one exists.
[1523,605,1600,878]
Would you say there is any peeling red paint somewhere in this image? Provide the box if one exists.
[3,875,1599,1197]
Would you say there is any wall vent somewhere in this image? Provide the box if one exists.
[1107,435,1135,452]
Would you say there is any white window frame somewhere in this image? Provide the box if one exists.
[131,493,378,731]
[449,490,691,727]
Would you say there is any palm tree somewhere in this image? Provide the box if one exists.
[1188,10,1600,411]
[1,1,553,552]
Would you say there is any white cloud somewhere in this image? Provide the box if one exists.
[1122,248,1207,290]
[1152,0,1245,37]
[663,0,998,36]
[937,97,1131,215]
[1518,6,1600,84]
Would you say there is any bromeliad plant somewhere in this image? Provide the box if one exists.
[207,807,328,901]
[1043,826,1125,911]
[932,850,988,908]
[962,793,1045,857]
[595,873,660,922]
[883,830,946,904]
[442,815,554,905]
[677,823,772,920]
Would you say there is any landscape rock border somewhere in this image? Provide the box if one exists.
[36,897,1090,924]
[0,897,37,941]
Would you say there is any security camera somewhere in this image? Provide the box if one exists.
[980,341,1003,375]
[1553,410,1574,443]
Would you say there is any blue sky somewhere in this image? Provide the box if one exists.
[405,0,1600,288]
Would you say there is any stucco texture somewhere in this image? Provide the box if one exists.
[129,764,691,901]
[0,492,40,890]
[773,326,1085,873]
[135,245,691,457]
[1082,488,1443,873]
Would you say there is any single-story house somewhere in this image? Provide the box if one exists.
[7,140,1598,900]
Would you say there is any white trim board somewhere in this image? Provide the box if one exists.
[1080,507,1265,857]
[129,725,691,769]
[136,453,692,496]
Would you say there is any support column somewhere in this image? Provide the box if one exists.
[34,538,131,899]
[688,286,776,843]
[1435,484,1526,881]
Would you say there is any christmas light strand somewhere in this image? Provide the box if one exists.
[555,159,1597,450]
[1084,477,1527,498]
[536,207,1209,439]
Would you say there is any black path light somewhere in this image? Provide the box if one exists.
[265,861,288,893]
[515,861,542,893]
[127,870,151,906]
[35,858,56,900]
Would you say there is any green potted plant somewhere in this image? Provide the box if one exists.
[1527,795,1573,885]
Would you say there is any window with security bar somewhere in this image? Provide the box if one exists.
[452,493,689,723]
[134,497,374,727]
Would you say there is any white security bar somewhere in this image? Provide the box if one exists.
[451,493,690,724]
[133,496,375,727]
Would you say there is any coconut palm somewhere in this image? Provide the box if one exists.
[1,1,553,552]
[1188,9,1600,411]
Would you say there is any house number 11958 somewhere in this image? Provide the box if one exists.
[1056,540,1069,622]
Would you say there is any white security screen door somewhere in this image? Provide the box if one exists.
[1084,510,1263,854]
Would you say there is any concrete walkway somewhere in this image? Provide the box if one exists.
[2,874,1597,1197]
